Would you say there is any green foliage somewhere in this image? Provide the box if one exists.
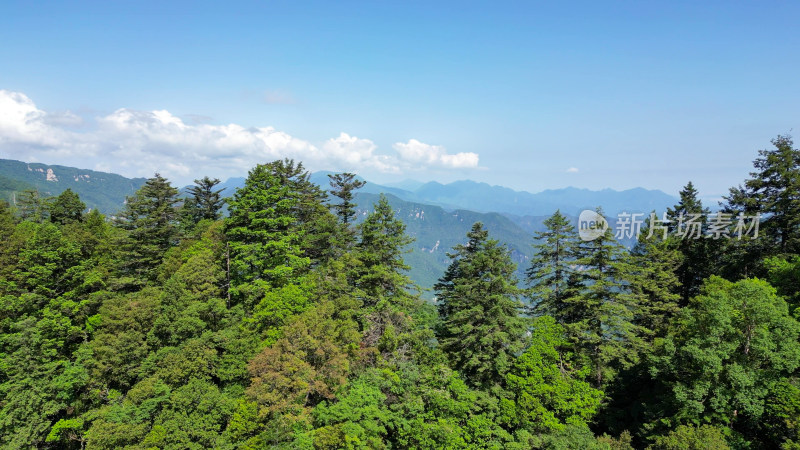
[666,182,716,305]
[502,316,602,433]
[326,172,367,258]
[225,159,322,303]
[87,288,162,389]
[355,194,414,301]
[243,301,360,444]
[0,222,107,447]
[647,277,800,436]
[49,188,86,225]
[11,221,83,297]
[116,173,181,283]
[530,424,613,449]
[631,219,682,339]
[247,281,312,339]
[1,151,799,448]
[328,172,366,226]
[436,222,527,390]
[183,176,226,225]
[312,373,389,448]
[0,304,91,448]
[647,424,730,450]
[766,255,800,314]
[529,209,647,389]
[0,198,14,235]
[83,376,236,449]
[17,188,47,222]
[352,191,536,295]
[46,417,87,447]
[762,379,800,447]
[568,212,646,388]
[313,364,518,449]
[141,378,236,449]
[527,210,580,319]
[726,135,800,254]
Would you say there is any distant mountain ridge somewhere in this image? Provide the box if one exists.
[0,159,147,214]
[373,179,677,217]
[223,171,678,218]
[0,160,680,296]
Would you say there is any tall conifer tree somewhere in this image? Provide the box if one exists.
[355,194,414,305]
[185,176,226,223]
[225,159,332,310]
[526,210,581,321]
[567,209,645,388]
[630,216,682,339]
[49,188,86,225]
[667,181,714,305]
[17,189,46,223]
[728,135,800,254]
[435,222,527,390]
[117,173,180,283]
[328,172,366,226]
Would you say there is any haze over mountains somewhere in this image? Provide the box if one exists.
[222,171,678,218]
[0,158,678,293]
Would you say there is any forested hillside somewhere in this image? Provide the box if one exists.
[352,192,535,292]
[1,136,800,448]
[0,159,147,214]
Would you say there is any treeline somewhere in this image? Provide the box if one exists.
[0,137,799,449]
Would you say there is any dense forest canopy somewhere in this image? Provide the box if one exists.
[1,137,800,449]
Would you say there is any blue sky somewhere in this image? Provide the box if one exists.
[1,1,798,202]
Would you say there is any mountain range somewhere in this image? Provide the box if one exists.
[223,171,678,218]
[0,159,678,295]
[0,159,146,214]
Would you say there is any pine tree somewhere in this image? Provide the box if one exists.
[721,135,800,280]
[12,222,82,297]
[185,176,226,223]
[567,210,645,388]
[297,176,340,266]
[0,199,14,239]
[16,189,47,223]
[630,217,682,339]
[49,188,86,225]
[526,210,581,320]
[225,159,329,307]
[116,173,181,283]
[355,194,414,305]
[328,172,366,226]
[666,181,714,305]
[0,200,20,291]
[352,194,418,361]
[718,184,770,279]
[435,222,527,390]
[727,135,800,254]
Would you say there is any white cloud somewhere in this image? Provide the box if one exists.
[393,139,479,169]
[566,167,579,173]
[0,90,480,184]
[0,90,76,148]
[322,133,400,173]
